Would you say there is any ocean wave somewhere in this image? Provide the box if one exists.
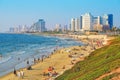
[17,51,25,55]
[0,56,12,64]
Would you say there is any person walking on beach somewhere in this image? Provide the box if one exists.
[13,68,17,76]
[20,70,24,79]
[27,60,29,65]
[17,70,21,78]
[41,55,44,62]
[34,58,36,64]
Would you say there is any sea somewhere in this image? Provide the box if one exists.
[0,33,83,76]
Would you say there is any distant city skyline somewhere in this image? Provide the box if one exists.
[8,13,113,33]
[0,0,120,32]
[70,13,113,32]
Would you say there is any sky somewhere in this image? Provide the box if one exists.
[0,0,120,32]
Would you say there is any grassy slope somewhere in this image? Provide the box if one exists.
[102,73,120,80]
[56,36,120,80]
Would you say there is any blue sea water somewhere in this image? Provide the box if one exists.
[0,33,83,76]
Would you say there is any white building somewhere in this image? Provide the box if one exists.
[102,14,109,25]
[71,18,75,31]
[82,13,93,31]
[75,18,80,31]
[93,16,101,25]
[93,16,103,31]
[55,24,61,32]
[69,13,113,32]
[98,16,101,25]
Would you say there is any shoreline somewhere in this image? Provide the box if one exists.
[0,34,82,77]
[32,33,109,44]
[0,46,92,80]
[0,34,111,80]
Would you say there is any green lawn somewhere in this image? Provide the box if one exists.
[55,36,120,80]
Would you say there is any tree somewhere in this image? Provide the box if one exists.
[112,26,117,35]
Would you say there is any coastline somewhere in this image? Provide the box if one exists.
[32,33,108,43]
[0,33,82,77]
[0,34,110,80]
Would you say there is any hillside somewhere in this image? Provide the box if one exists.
[56,36,120,80]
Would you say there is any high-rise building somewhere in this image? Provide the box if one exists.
[62,25,68,32]
[69,13,113,32]
[55,24,61,32]
[108,14,113,29]
[21,25,29,32]
[93,16,103,31]
[79,16,82,30]
[71,18,75,31]
[14,27,19,33]
[102,14,113,30]
[9,27,15,33]
[75,18,80,31]
[82,13,93,31]
[98,16,101,24]
[30,19,46,32]
[69,24,71,31]
[102,14,109,25]
[93,16,101,25]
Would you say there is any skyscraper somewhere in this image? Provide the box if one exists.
[55,24,61,32]
[71,18,75,32]
[9,27,15,33]
[98,16,101,25]
[75,18,80,31]
[69,13,113,31]
[79,16,82,30]
[93,16,103,31]
[102,14,109,25]
[82,13,93,31]
[63,25,68,32]
[30,19,46,32]
[108,14,113,29]
[93,16,101,25]
[102,14,113,30]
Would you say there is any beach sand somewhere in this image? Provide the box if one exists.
[0,45,92,80]
[0,34,110,80]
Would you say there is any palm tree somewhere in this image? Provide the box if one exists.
[112,26,117,35]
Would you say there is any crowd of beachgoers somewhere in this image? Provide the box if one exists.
[0,34,108,80]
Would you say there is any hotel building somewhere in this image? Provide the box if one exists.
[30,19,46,32]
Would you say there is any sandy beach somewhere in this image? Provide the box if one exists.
[0,34,109,80]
